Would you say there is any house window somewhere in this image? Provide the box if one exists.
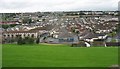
[19,35,21,37]
[28,34,30,37]
[4,35,6,37]
[8,35,10,37]
[12,35,14,38]
[16,35,18,37]
[24,34,26,36]
[31,34,34,37]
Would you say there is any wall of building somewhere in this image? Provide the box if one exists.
[3,32,38,39]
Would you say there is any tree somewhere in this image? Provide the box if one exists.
[42,19,45,22]
[24,37,34,44]
[2,24,17,29]
[22,18,32,24]
[17,36,24,45]
[36,38,39,44]
[17,37,34,45]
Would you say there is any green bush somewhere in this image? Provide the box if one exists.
[2,24,17,29]
[24,37,34,44]
[17,37,35,45]
[36,38,39,44]
[17,36,24,45]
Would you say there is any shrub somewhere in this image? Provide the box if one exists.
[17,36,24,45]
[36,38,39,44]
[24,37,34,44]
[17,37,35,45]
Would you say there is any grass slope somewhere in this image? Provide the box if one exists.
[2,44,118,67]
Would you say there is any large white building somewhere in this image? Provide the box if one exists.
[3,30,39,39]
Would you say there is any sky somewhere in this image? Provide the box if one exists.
[0,0,119,13]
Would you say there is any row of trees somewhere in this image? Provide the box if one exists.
[17,36,39,45]
[2,36,40,44]
[2,24,17,29]
[22,17,46,24]
[17,37,33,45]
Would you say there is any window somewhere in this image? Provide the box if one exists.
[16,35,18,37]
[24,34,26,36]
[4,35,6,37]
[8,35,10,37]
[28,34,30,37]
[32,34,34,37]
[12,35,14,38]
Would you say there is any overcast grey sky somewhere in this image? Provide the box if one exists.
[0,0,119,13]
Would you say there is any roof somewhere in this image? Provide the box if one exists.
[0,21,18,24]
[30,25,53,31]
[3,25,54,34]
[3,30,39,33]
[57,27,75,38]
[82,33,106,39]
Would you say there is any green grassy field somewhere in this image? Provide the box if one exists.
[2,44,118,67]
